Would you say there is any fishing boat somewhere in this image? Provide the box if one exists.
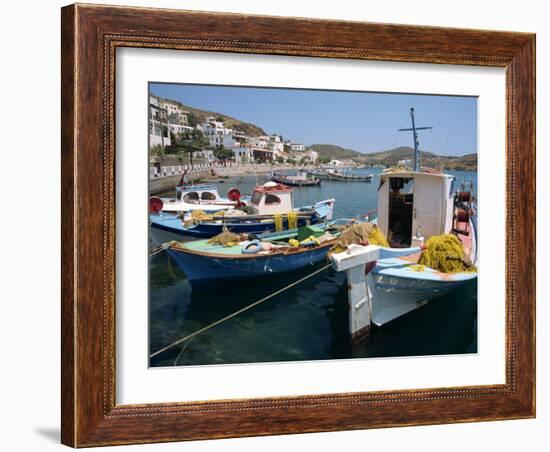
[150,182,335,243]
[324,169,373,182]
[330,108,478,340]
[165,224,340,286]
[270,170,321,186]
[152,184,246,214]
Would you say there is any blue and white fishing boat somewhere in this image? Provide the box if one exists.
[150,182,335,244]
[330,108,478,340]
[165,225,339,286]
[152,184,246,215]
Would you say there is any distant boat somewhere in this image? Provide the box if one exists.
[166,224,340,286]
[271,170,321,186]
[150,182,335,243]
[324,169,373,182]
[306,168,372,182]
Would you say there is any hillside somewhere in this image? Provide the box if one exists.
[157,97,266,137]
[308,144,364,160]
[308,144,477,171]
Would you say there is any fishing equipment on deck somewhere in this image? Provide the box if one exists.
[331,222,389,253]
[417,234,476,273]
[297,225,325,242]
[274,213,283,232]
[288,239,299,247]
[242,240,263,254]
[207,230,240,246]
[288,211,298,229]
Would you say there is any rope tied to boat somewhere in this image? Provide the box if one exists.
[149,262,332,360]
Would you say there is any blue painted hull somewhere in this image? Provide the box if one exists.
[149,198,336,243]
[166,245,331,285]
[151,214,320,240]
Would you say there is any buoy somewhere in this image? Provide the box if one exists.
[242,240,262,254]
[149,197,163,213]
[227,187,241,202]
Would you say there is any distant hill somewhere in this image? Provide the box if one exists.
[308,144,477,171]
[308,144,364,160]
[156,96,266,137]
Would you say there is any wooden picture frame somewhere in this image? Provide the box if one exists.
[61,3,536,447]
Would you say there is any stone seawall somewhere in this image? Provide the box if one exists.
[149,169,211,195]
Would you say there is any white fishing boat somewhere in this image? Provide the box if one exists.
[151,184,246,214]
[330,108,478,341]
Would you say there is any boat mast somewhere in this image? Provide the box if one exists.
[398,108,433,171]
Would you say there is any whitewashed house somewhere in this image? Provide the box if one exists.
[149,95,171,148]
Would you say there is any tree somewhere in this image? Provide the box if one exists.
[178,129,209,167]
[186,112,199,128]
[287,158,296,166]
[318,156,331,165]
[214,145,234,166]
[275,156,285,164]
[149,144,164,157]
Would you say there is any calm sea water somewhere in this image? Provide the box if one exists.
[149,168,478,367]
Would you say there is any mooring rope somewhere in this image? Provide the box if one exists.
[149,262,332,359]
[150,246,166,257]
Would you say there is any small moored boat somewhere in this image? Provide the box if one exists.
[150,182,335,243]
[271,171,321,186]
[165,224,340,286]
[152,184,246,214]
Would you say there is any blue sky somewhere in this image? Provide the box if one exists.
[150,83,477,156]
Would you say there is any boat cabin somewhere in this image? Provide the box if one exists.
[376,170,455,247]
[249,182,294,215]
[176,184,222,204]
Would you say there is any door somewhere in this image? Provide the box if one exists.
[412,177,442,240]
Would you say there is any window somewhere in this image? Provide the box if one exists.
[251,191,263,205]
[265,194,281,205]
[200,192,216,201]
[183,192,199,204]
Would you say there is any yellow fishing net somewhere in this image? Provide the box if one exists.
[207,230,241,246]
[331,222,389,253]
[184,209,216,226]
[287,212,298,230]
[274,213,283,232]
[418,234,476,273]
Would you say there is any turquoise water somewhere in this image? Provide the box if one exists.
[149,169,478,367]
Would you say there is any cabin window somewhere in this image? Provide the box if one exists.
[200,192,216,201]
[251,191,263,205]
[183,192,199,204]
[265,194,281,205]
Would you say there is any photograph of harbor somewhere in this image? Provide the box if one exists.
[148,83,478,367]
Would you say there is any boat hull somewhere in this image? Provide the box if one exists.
[150,199,335,243]
[366,249,477,325]
[166,244,332,285]
[150,213,322,242]
[271,175,321,186]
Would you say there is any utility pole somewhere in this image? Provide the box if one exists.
[398,108,433,171]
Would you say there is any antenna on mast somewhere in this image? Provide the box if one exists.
[398,108,433,171]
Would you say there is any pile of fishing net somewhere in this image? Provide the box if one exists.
[183,209,216,226]
[207,230,241,246]
[331,222,389,253]
[418,234,476,273]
